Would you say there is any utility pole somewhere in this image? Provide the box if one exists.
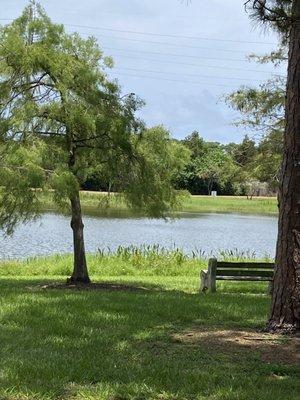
[28,0,38,44]
[23,0,38,142]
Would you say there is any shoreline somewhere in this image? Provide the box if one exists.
[38,191,278,216]
[0,251,274,274]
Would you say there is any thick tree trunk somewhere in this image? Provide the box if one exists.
[68,191,90,284]
[267,1,300,333]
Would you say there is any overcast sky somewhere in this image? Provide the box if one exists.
[1,0,286,143]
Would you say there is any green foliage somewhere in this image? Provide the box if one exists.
[226,135,257,168]
[123,126,190,216]
[253,132,282,188]
[225,47,286,190]
[0,3,184,236]
[49,170,80,211]
[175,132,238,195]
[226,76,285,132]
[245,1,293,35]
[0,142,46,233]
[195,144,238,194]
[182,130,205,158]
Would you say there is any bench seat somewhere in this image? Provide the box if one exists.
[200,258,275,292]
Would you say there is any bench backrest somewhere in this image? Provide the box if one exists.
[209,259,275,281]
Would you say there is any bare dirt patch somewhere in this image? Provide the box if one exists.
[172,328,300,366]
[28,282,148,292]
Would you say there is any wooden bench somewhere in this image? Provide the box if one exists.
[200,258,275,293]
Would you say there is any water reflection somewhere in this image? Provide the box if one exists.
[0,212,277,260]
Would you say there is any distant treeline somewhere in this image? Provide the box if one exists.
[83,131,281,196]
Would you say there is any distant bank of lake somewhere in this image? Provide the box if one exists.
[0,212,277,260]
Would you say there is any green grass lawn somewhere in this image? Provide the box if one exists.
[0,253,298,400]
[38,191,278,216]
[182,195,277,215]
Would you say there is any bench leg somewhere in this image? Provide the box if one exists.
[200,259,218,293]
[207,258,217,293]
[200,270,208,292]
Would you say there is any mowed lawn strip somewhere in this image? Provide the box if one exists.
[0,255,299,400]
[182,195,277,215]
[37,191,278,216]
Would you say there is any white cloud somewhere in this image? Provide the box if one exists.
[1,0,284,143]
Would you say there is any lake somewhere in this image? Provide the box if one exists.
[0,212,278,260]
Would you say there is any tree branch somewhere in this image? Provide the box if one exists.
[245,0,292,26]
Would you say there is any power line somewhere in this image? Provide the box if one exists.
[78,31,256,55]
[103,46,251,63]
[0,47,279,82]
[113,67,267,83]
[103,46,286,73]
[0,18,285,78]
[64,23,277,46]
[112,54,284,76]
[0,18,277,55]
[109,71,252,88]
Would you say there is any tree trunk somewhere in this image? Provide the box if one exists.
[68,191,90,284]
[207,179,213,195]
[267,0,300,333]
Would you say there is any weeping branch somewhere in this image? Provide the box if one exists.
[244,0,292,32]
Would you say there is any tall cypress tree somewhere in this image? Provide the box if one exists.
[0,2,187,284]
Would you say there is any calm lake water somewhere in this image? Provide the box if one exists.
[0,212,278,260]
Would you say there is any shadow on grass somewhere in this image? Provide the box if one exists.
[0,278,299,400]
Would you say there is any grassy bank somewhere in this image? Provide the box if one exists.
[38,191,278,216]
[0,247,273,280]
[0,252,298,400]
[182,195,277,215]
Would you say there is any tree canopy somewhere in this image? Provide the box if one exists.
[225,48,286,190]
[0,2,189,282]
